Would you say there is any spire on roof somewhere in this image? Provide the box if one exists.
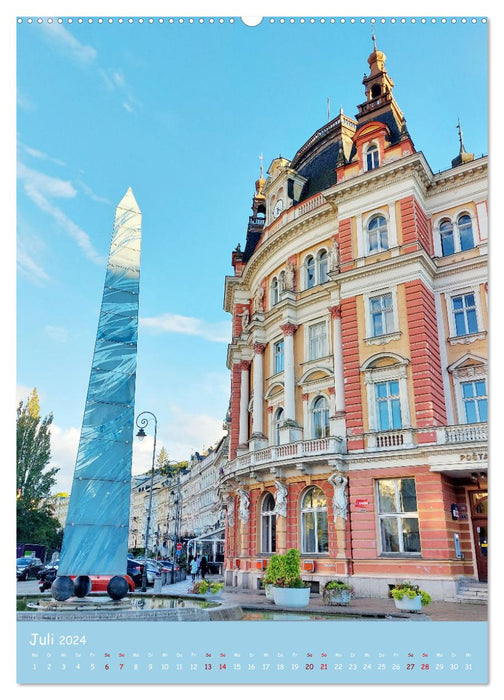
[452,117,474,167]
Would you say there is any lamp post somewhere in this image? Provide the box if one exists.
[135,411,158,592]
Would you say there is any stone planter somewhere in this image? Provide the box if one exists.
[325,589,351,606]
[393,595,423,613]
[272,586,310,609]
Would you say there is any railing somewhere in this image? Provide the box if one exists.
[230,435,344,472]
[443,423,488,444]
[264,193,326,239]
[365,429,413,450]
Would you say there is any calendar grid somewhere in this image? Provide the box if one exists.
[17,621,487,684]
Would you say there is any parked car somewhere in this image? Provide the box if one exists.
[17,557,44,581]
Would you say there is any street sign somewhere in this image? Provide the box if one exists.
[176,543,183,551]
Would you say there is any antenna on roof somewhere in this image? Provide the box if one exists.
[327,97,331,121]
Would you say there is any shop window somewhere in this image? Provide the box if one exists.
[301,487,329,554]
[376,478,421,554]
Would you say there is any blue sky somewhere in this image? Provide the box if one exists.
[16,14,488,493]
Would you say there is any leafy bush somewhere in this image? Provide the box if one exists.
[391,582,431,607]
[264,549,309,589]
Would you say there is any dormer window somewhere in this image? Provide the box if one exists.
[366,144,380,171]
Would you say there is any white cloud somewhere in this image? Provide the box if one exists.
[45,325,69,343]
[140,313,231,344]
[18,161,105,265]
[16,385,36,405]
[17,243,51,285]
[48,424,81,494]
[18,161,76,199]
[21,143,66,167]
[38,24,140,113]
[39,22,97,66]
[77,179,111,205]
[131,406,226,473]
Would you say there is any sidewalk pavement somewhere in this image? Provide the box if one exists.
[157,575,488,622]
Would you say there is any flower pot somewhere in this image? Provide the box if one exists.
[272,586,310,609]
[393,594,423,612]
[326,589,351,606]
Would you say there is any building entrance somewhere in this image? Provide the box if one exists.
[470,490,488,582]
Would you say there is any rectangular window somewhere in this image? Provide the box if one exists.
[377,478,420,554]
[370,293,393,336]
[308,322,327,360]
[452,293,478,336]
[274,340,284,373]
[462,380,488,423]
[375,380,402,430]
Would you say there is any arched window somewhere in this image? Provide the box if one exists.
[305,256,315,289]
[271,277,279,307]
[261,492,276,553]
[301,487,328,554]
[458,214,475,251]
[273,407,284,445]
[367,215,388,253]
[312,396,330,438]
[366,144,379,171]
[439,214,475,257]
[317,250,328,283]
[440,219,455,256]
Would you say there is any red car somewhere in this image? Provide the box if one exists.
[70,574,136,593]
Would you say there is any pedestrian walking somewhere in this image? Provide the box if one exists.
[196,554,202,578]
[200,555,208,580]
[190,557,198,582]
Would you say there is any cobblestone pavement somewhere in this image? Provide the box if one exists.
[17,577,488,622]
[161,576,488,622]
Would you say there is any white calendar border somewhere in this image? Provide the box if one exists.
[6,0,498,696]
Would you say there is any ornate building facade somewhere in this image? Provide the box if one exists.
[220,40,488,601]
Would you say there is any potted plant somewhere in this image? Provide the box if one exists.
[188,579,224,598]
[270,549,311,609]
[390,582,431,612]
[262,554,282,599]
[323,580,353,606]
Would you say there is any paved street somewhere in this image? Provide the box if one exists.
[17,577,487,622]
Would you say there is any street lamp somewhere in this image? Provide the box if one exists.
[135,411,158,592]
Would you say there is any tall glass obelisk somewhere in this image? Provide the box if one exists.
[55,188,142,598]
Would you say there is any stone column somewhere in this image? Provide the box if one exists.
[280,323,298,421]
[279,323,302,445]
[237,360,250,454]
[250,343,268,450]
[328,305,346,438]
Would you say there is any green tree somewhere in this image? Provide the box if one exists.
[17,389,62,550]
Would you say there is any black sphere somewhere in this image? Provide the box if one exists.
[74,575,92,598]
[51,576,75,601]
[107,576,129,600]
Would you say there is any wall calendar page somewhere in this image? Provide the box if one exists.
[15,5,489,692]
